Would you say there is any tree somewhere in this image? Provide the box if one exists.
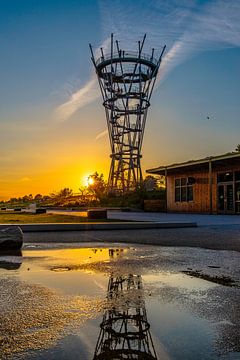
[143,175,165,191]
[9,197,18,204]
[50,188,73,204]
[87,172,107,200]
[22,194,33,203]
[143,175,158,191]
[34,194,43,202]
[58,188,73,198]
[236,144,240,152]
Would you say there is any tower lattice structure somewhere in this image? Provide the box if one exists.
[90,34,165,193]
[93,273,157,359]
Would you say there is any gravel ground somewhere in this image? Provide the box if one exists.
[2,243,240,359]
[10,221,240,358]
[1,241,239,359]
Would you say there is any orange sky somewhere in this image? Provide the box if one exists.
[1,2,240,200]
[0,110,110,200]
[0,100,237,201]
[0,150,109,200]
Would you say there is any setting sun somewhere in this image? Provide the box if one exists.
[87,176,94,186]
[83,175,95,187]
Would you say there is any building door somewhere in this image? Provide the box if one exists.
[217,183,234,214]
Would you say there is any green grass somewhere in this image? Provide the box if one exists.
[0,211,116,224]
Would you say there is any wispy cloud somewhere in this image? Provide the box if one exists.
[95,128,108,140]
[99,0,240,84]
[55,74,99,122]
[55,37,111,122]
[20,177,31,182]
[55,0,240,121]
[157,0,240,83]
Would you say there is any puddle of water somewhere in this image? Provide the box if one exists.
[143,272,217,291]
[0,245,239,360]
[20,248,115,296]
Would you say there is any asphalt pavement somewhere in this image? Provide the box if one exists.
[23,210,239,252]
[24,224,240,252]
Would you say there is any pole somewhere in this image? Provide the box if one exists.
[165,167,168,212]
[209,159,212,214]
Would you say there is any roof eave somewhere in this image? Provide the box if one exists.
[146,152,240,175]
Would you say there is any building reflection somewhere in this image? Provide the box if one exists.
[93,273,157,359]
[108,248,124,259]
[0,250,22,270]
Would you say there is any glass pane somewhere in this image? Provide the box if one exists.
[235,171,240,182]
[217,172,233,183]
[227,185,234,211]
[175,179,180,187]
[235,182,240,214]
[181,178,187,186]
[236,182,240,201]
[218,185,224,211]
[236,202,240,213]
[187,186,193,201]
[181,186,187,202]
[175,187,180,202]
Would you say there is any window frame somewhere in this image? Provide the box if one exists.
[175,177,194,202]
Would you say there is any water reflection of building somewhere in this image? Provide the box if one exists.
[108,248,124,259]
[0,250,22,270]
[93,274,157,359]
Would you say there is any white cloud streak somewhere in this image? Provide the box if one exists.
[20,177,31,182]
[95,128,108,140]
[99,0,240,84]
[55,75,99,122]
[157,0,240,83]
[55,0,240,121]
[55,37,111,122]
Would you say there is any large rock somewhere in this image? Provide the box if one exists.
[0,227,23,251]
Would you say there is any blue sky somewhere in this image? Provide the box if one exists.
[0,0,240,198]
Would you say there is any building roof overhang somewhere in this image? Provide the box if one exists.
[146,152,240,176]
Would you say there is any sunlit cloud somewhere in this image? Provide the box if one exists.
[55,0,240,121]
[95,129,108,140]
[20,177,31,182]
[157,0,240,83]
[55,75,99,122]
[55,37,111,122]
[99,0,240,84]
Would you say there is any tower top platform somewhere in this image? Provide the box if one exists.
[96,50,158,70]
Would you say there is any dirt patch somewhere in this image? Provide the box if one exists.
[182,270,238,287]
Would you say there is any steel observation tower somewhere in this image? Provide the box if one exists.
[90,34,165,193]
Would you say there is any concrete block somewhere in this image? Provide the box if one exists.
[87,209,107,220]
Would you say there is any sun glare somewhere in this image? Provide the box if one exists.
[83,175,94,187]
[88,177,94,186]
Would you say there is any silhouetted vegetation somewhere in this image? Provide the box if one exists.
[235,144,240,152]
[0,174,165,210]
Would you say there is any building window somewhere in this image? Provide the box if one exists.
[175,178,194,202]
[217,172,233,183]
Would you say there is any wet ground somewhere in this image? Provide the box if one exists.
[0,243,239,360]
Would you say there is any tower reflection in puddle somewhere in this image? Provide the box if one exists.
[93,272,157,359]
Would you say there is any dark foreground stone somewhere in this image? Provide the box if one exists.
[0,226,23,250]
